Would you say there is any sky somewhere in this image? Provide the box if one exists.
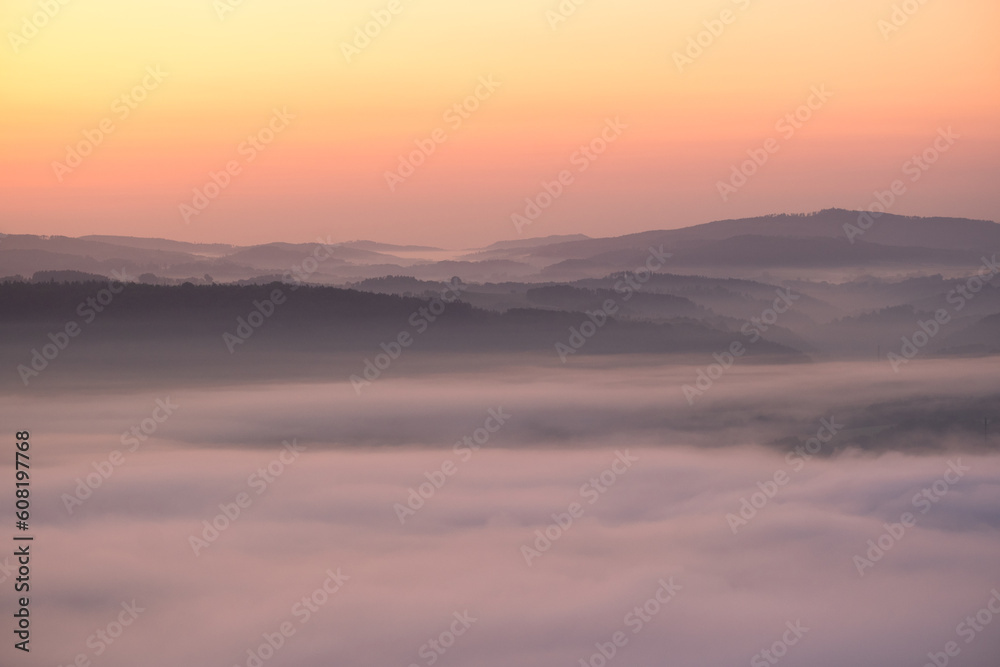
[1,0,998,247]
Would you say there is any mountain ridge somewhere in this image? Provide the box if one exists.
[3,209,997,284]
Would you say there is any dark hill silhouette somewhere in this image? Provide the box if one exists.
[3,210,998,283]
[0,281,797,360]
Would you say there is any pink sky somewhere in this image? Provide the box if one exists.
[2,0,998,246]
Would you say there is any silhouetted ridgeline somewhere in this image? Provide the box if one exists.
[4,211,998,285]
[0,280,798,358]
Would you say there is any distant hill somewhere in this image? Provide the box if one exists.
[5,207,1000,363]
[79,235,236,256]
[341,240,444,252]
[0,281,799,390]
[519,210,1000,258]
[3,210,997,284]
[480,234,591,251]
[31,270,109,283]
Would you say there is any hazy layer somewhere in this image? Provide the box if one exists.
[3,360,999,666]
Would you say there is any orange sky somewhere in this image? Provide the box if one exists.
[1,0,998,247]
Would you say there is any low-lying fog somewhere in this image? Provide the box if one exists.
[4,358,999,666]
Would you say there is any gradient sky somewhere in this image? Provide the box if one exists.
[2,0,998,247]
